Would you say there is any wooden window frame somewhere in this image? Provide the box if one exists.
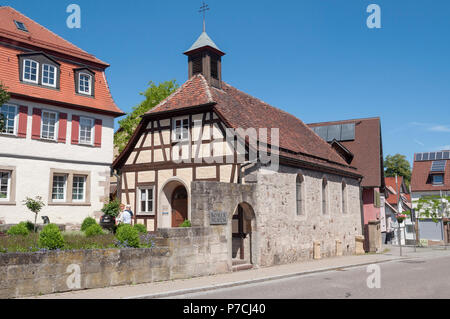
[48,169,91,206]
[78,72,92,95]
[40,110,59,141]
[0,104,18,136]
[79,117,94,145]
[41,64,57,88]
[171,116,190,142]
[137,186,155,216]
[23,59,39,84]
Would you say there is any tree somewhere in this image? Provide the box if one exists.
[384,154,412,188]
[114,80,179,153]
[23,196,45,239]
[0,82,10,132]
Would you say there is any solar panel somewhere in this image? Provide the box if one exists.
[313,126,327,140]
[444,151,450,160]
[436,152,443,160]
[431,160,446,172]
[340,123,355,141]
[415,153,422,161]
[327,125,341,142]
[430,152,436,160]
[422,153,429,161]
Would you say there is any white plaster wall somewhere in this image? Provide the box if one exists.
[0,156,110,225]
[0,98,115,164]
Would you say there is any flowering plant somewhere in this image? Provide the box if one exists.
[396,214,407,223]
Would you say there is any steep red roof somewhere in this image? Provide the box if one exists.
[0,7,123,116]
[308,118,385,188]
[144,74,359,176]
[411,159,450,192]
[0,7,107,66]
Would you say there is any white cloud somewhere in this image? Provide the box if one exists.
[429,125,450,133]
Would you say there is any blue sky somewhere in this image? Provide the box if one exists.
[4,0,450,165]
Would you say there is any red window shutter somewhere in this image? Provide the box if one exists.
[94,119,102,147]
[31,108,41,140]
[17,106,28,138]
[71,115,80,145]
[58,113,68,143]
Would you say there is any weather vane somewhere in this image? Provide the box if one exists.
[199,1,210,32]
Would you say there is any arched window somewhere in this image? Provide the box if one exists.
[342,181,347,214]
[296,174,304,216]
[322,178,328,215]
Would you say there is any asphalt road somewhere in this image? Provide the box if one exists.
[168,254,450,299]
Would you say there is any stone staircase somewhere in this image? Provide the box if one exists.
[232,259,253,272]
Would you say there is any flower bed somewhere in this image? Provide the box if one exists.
[0,231,155,253]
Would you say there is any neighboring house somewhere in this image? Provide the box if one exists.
[308,118,385,251]
[112,30,364,267]
[411,151,450,245]
[0,7,124,227]
[384,176,414,245]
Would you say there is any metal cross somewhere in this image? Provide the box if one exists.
[199,1,210,32]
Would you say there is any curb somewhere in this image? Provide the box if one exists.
[126,256,404,299]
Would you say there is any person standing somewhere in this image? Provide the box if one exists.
[116,203,132,225]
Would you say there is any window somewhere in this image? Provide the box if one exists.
[42,64,56,87]
[342,182,347,214]
[432,174,444,185]
[14,20,28,32]
[41,111,58,140]
[78,73,92,95]
[0,171,10,201]
[322,178,328,215]
[52,175,67,202]
[296,174,304,216]
[72,176,86,201]
[172,117,189,141]
[23,59,39,84]
[0,104,17,135]
[79,117,94,145]
[139,187,154,215]
[211,56,218,79]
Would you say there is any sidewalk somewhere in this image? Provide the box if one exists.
[26,250,411,299]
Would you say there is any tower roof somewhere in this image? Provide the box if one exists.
[184,31,225,56]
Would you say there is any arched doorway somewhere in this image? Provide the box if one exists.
[231,202,256,268]
[159,179,189,229]
[171,186,188,227]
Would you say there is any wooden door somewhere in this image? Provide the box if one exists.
[171,186,188,227]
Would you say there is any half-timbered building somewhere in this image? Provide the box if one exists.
[113,30,365,266]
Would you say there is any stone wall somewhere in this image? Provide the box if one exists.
[253,166,363,266]
[0,226,228,299]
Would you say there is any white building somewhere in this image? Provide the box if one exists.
[0,7,124,227]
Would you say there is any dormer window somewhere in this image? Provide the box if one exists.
[432,174,444,185]
[74,68,95,96]
[14,20,28,32]
[42,64,56,87]
[23,59,39,84]
[78,73,92,95]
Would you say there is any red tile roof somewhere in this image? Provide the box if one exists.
[143,74,360,177]
[0,7,107,66]
[308,118,384,188]
[0,7,123,116]
[411,159,450,192]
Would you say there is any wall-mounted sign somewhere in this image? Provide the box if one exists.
[210,211,228,225]
[162,212,169,215]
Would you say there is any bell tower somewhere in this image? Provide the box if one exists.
[184,2,225,88]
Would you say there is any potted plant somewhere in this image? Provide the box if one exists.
[396,213,407,224]
[99,199,120,231]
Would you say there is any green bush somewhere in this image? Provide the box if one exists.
[7,222,30,236]
[115,224,139,248]
[24,221,35,232]
[38,224,65,250]
[101,199,121,217]
[81,217,97,232]
[133,223,147,234]
[84,224,104,237]
[179,220,192,228]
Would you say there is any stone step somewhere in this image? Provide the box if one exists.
[232,259,248,266]
[232,263,253,272]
